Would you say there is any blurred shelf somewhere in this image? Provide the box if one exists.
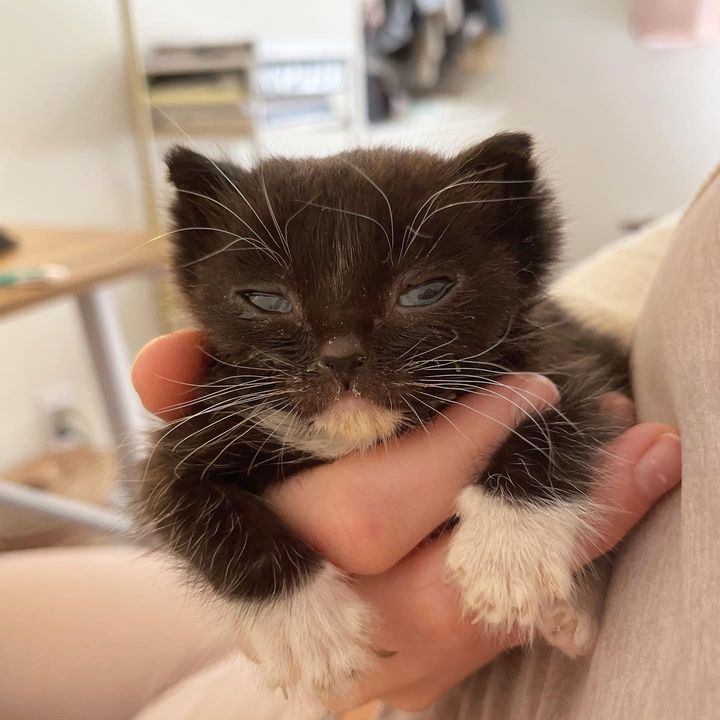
[145,41,254,77]
[152,118,254,138]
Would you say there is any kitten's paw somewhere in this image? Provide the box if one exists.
[539,599,598,657]
[446,486,584,635]
[232,563,376,703]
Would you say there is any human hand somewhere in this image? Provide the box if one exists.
[133,330,681,712]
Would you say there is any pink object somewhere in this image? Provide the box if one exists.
[628,0,720,47]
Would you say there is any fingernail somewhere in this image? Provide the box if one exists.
[635,433,681,500]
[519,374,560,405]
[508,374,559,426]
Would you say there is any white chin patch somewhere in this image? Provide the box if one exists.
[258,398,402,460]
[309,398,401,457]
[220,562,377,703]
[446,486,592,640]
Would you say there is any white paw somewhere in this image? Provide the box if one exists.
[539,599,598,658]
[227,563,377,702]
[446,486,586,635]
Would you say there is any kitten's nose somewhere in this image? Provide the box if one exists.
[319,353,367,375]
[318,334,367,386]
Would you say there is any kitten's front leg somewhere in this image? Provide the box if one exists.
[446,402,614,653]
[233,560,376,700]
[446,486,586,634]
[137,448,376,701]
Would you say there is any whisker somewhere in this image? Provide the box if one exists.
[414,390,553,462]
[283,193,321,241]
[300,200,391,249]
[171,189,287,268]
[153,108,282,257]
[259,164,291,258]
[408,392,470,442]
[410,196,541,239]
[400,395,431,440]
[180,234,277,267]
[402,173,512,257]
[399,331,460,367]
[339,158,394,254]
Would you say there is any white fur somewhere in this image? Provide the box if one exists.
[538,598,598,658]
[218,562,376,702]
[446,486,590,638]
[257,404,402,460]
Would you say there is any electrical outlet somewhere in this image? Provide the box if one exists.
[37,384,86,450]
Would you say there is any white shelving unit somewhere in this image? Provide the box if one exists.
[118,0,367,229]
[118,0,504,232]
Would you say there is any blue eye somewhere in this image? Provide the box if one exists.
[243,292,293,314]
[398,279,454,308]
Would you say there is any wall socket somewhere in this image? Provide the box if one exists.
[37,384,87,450]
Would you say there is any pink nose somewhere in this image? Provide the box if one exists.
[318,335,367,387]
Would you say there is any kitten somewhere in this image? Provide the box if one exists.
[135,133,629,701]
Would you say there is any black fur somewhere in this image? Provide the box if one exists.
[135,133,628,606]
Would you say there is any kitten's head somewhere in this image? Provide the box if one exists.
[166,133,560,458]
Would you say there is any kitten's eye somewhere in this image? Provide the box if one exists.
[398,279,454,308]
[243,292,293,314]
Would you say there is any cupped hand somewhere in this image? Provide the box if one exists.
[133,330,681,712]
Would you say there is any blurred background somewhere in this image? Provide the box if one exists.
[0,0,719,550]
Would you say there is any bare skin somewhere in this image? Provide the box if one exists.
[133,330,681,712]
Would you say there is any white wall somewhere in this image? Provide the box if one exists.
[0,0,159,467]
[131,0,358,46]
[477,0,720,261]
[0,1,146,230]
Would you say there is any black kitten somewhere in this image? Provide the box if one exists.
[135,134,628,700]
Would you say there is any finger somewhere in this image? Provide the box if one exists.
[131,330,205,420]
[583,422,681,560]
[331,535,510,711]
[270,374,559,575]
[598,391,636,428]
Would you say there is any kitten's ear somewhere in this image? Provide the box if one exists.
[454,132,536,190]
[165,145,237,227]
[454,133,560,287]
[166,145,224,193]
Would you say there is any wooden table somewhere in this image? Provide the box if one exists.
[0,226,166,497]
[0,226,165,316]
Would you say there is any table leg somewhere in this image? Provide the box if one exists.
[0,478,131,535]
[76,286,147,477]
[0,287,145,531]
